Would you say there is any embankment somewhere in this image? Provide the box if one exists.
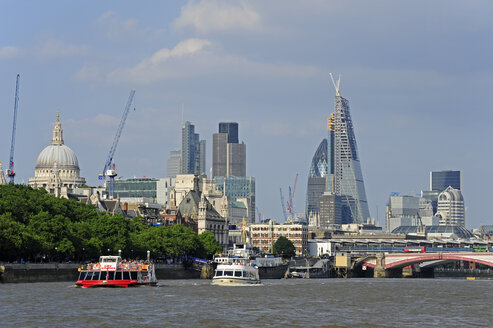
[0,263,201,283]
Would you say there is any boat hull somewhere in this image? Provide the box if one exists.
[211,277,261,286]
[75,280,157,288]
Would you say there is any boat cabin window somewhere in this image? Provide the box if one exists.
[78,272,87,280]
[91,272,100,280]
[123,271,130,280]
[107,271,115,280]
[130,272,138,280]
[234,271,242,277]
[215,270,223,276]
[224,270,234,276]
[115,271,122,280]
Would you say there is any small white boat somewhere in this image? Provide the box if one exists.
[212,258,261,286]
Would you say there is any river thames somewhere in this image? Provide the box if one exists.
[1,279,491,327]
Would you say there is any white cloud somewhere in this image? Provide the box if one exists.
[173,0,260,34]
[0,46,21,59]
[37,39,88,59]
[106,38,212,83]
[97,11,164,42]
[102,38,320,84]
[74,65,101,81]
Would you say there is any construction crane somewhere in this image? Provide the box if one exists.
[286,173,299,218]
[280,188,288,221]
[7,74,20,184]
[100,90,136,198]
[255,206,262,223]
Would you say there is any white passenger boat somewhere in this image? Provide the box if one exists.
[212,258,261,286]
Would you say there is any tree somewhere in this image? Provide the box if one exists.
[198,231,222,259]
[273,236,296,259]
[161,224,200,258]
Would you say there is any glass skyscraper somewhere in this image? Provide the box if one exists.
[431,170,461,191]
[332,79,370,224]
[305,138,328,218]
[219,122,239,143]
[215,176,255,222]
[181,121,205,175]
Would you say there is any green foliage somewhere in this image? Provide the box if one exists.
[273,236,296,259]
[198,231,222,259]
[0,184,223,262]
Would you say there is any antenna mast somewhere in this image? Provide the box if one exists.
[329,73,341,96]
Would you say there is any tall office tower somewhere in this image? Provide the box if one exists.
[212,122,246,177]
[305,139,328,218]
[219,122,239,143]
[436,186,465,226]
[331,75,370,224]
[212,133,228,177]
[423,170,462,214]
[215,176,255,223]
[327,113,335,193]
[166,149,182,178]
[199,140,206,175]
[181,121,205,174]
[431,170,461,191]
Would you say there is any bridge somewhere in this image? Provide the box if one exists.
[361,252,493,270]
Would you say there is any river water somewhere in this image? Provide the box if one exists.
[1,279,491,327]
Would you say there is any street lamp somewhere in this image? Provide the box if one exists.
[54,247,58,262]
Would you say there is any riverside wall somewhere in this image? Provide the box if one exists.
[0,263,201,283]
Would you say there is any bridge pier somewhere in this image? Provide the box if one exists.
[373,253,387,278]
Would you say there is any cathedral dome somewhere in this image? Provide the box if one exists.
[35,144,79,169]
[29,111,86,193]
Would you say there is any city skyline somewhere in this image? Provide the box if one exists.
[1,1,492,228]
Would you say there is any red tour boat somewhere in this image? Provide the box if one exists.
[76,255,157,288]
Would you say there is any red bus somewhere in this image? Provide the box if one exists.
[404,246,425,253]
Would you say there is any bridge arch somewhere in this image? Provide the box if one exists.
[386,254,493,270]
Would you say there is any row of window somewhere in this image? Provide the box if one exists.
[251,227,305,232]
[78,271,138,281]
[215,270,256,278]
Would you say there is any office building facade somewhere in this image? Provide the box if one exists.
[431,170,461,191]
[111,177,175,207]
[436,186,465,227]
[212,122,246,177]
[318,192,342,226]
[332,84,370,224]
[166,149,181,178]
[214,176,255,223]
[305,139,328,218]
[250,222,308,256]
[181,121,205,175]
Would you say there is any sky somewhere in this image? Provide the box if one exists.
[1,0,492,229]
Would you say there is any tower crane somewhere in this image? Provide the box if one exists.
[100,90,135,198]
[7,74,20,184]
[286,173,299,219]
[280,188,288,221]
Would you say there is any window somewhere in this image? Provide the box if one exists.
[224,271,234,276]
[215,270,223,276]
[92,272,100,280]
[130,272,138,280]
[234,271,242,277]
[78,272,87,280]
[123,272,130,280]
[115,271,122,280]
[108,271,115,280]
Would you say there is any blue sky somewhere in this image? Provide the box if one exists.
[1,0,492,229]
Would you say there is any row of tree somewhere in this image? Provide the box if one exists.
[0,185,222,262]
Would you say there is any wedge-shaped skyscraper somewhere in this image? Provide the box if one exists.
[331,74,370,223]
